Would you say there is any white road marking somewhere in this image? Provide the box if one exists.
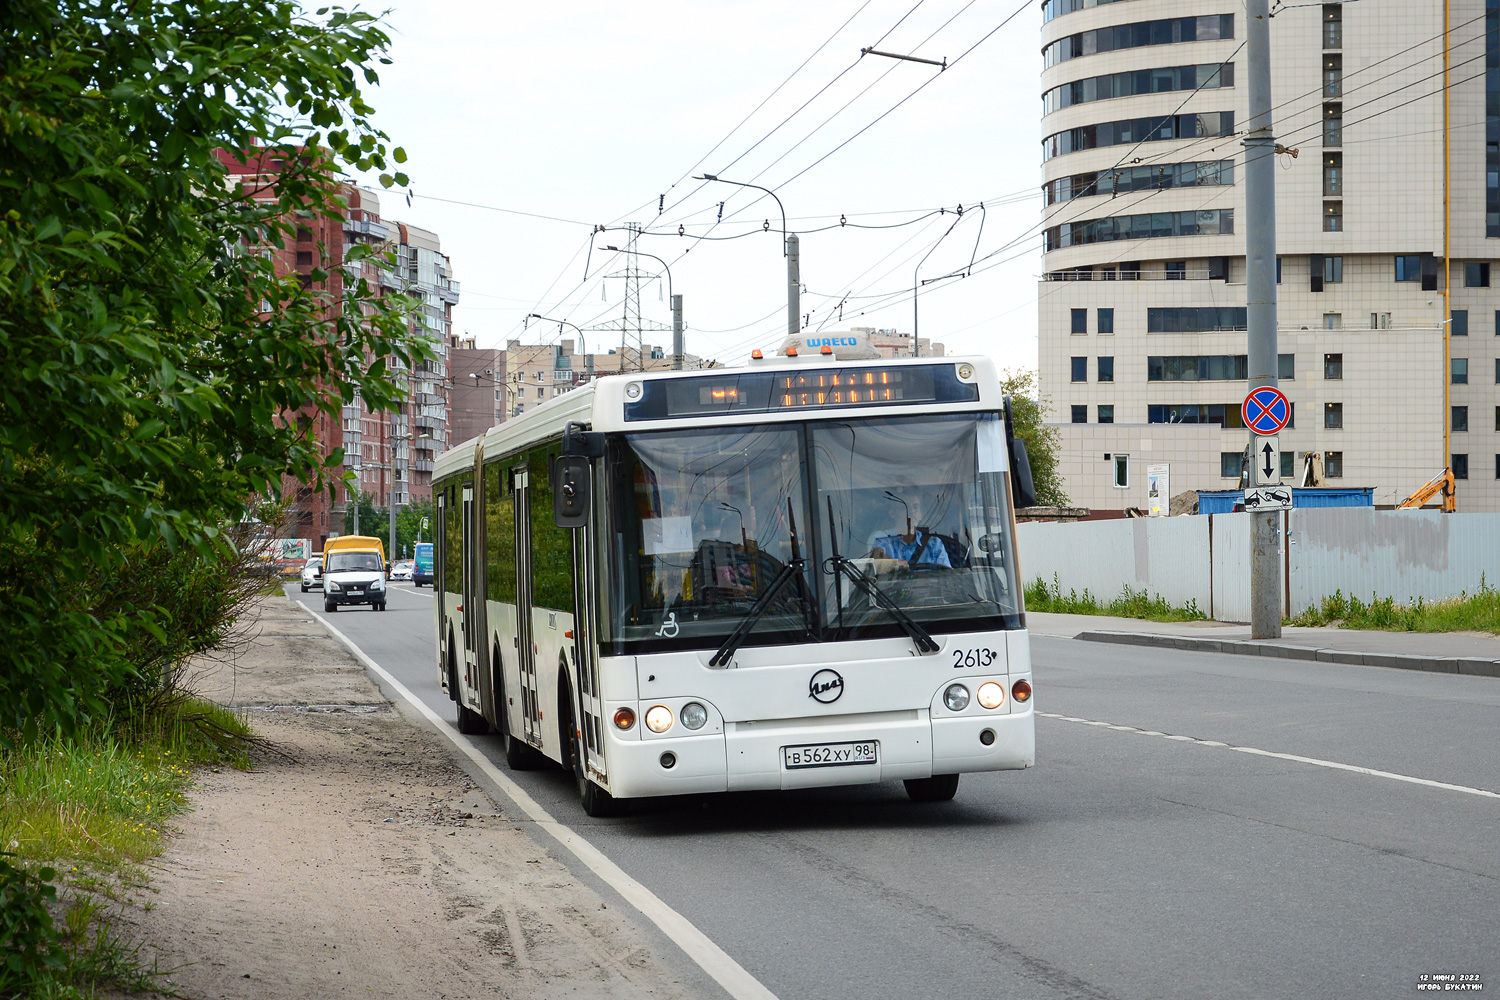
[1039,712,1500,801]
[302,602,779,1000]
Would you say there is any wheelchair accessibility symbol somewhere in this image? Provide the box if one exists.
[655,612,679,638]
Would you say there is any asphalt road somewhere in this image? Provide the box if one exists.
[286,582,1498,1000]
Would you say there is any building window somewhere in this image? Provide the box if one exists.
[1043,111,1236,160]
[1113,454,1129,489]
[1495,310,1500,335]
[1323,313,1342,330]
[1166,260,1187,279]
[1495,358,1500,383]
[1496,454,1500,479]
[1042,62,1235,115]
[1325,353,1343,379]
[1323,153,1343,194]
[1071,308,1088,334]
[1276,257,1282,283]
[1324,402,1343,428]
[1453,405,1469,432]
[1466,262,1491,287]
[1220,452,1243,478]
[1045,210,1234,251]
[1323,256,1343,282]
[1323,3,1342,48]
[1071,405,1088,423]
[1280,354,1296,379]
[1098,404,1114,423]
[1323,201,1343,232]
[1371,312,1391,329]
[1147,307,1247,332]
[1148,403,1246,427]
[1322,103,1342,146]
[1281,451,1295,478]
[1071,357,1088,381]
[1452,310,1469,337]
[1395,255,1421,281]
[1325,451,1343,478]
[1042,15,1235,68]
[1098,356,1114,382]
[1323,53,1343,97]
[1045,160,1235,204]
[1453,357,1469,384]
[1098,307,1115,334]
[1453,454,1469,480]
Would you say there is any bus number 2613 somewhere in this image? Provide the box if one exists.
[953,648,999,669]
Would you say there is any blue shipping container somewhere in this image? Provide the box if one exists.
[1196,487,1374,515]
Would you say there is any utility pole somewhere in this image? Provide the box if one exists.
[388,408,400,562]
[671,294,684,370]
[1246,0,1281,639]
[787,234,800,338]
[590,224,669,371]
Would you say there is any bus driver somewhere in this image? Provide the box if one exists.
[869,492,952,568]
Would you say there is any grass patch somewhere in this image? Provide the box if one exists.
[0,695,254,997]
[1288,582,1500,633]
[1026,575,1207,622]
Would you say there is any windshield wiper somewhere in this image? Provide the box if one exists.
[709,499,816,667]
[824,495,939,655]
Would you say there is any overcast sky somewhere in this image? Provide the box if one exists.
[353,0,1045,371]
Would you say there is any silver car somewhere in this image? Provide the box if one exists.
[300,555,324,592]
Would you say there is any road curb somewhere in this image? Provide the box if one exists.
[1074,631,1500,678]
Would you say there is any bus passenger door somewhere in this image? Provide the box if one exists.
[461,483,478,692]
[574,522,606,781]
[513,466,543,747]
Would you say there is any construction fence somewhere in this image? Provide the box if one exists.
[1016,508,1500,623]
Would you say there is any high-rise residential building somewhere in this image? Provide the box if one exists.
[449,346,506,445]
[1038,0,1496,511]
[218,150,459,544]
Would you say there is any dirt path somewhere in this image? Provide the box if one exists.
[114,597,699,999]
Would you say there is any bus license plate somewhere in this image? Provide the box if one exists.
[782,741,878,769]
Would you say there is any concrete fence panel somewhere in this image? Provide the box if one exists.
[1288,508,1500,615]
[1017,516,1210,608]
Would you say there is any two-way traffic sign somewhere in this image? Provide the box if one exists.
[1242,386,1291,435]
[1253,436,1281,486]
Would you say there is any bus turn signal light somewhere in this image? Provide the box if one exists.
[613,708,636,730]
[1011,679,1032,703]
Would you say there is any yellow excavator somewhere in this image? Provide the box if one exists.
[1398,469,1456,512]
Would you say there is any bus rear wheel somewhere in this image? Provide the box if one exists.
[904,774,960,802]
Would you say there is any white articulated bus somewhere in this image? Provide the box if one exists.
[432,351,1037,815]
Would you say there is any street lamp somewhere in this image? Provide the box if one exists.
[601,246,683,370]
[527,313,591,379]
[694,173,799,342]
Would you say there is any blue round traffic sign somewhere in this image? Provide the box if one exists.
[1242,386,1291,435]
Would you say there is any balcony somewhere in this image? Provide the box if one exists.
[414,413,445,431]
[411,458,434,473]
[342,218,391,241]
[436,279,460,305]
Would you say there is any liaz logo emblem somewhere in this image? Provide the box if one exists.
[808,669,844,704]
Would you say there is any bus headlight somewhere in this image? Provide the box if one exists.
[613,708,636,730]
[976,681,1005,710]
[644,705,673,733]
[679,702,708,730]
[943,683,970,712]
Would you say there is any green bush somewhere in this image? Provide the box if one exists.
[1025,574,1206,622]
[0,856,63,996]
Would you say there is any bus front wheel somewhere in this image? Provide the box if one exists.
[561,681,621,818]
[904,774,960,802]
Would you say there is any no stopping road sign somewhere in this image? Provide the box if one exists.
[1242,386,1291,435]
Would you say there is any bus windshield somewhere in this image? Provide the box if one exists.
[605,413,1021,654]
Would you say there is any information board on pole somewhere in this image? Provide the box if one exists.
[1146,463,1169,516]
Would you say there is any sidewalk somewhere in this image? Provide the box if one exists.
[1026,612,1500,677]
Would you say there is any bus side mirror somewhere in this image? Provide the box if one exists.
[552,456,591,528]
[1010,438,1037,509]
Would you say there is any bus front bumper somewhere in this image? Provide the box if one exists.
[601,708,1033,800]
